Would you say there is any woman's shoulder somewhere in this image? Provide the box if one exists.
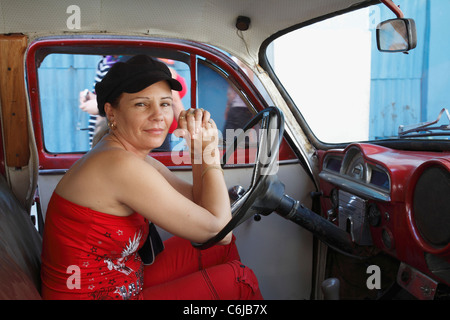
[63,143,150,186]
[90,149,156,183]
[56,144,157,214]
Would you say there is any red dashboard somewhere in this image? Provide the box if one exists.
[317,143,450,294]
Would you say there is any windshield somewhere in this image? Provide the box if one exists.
[269,0,450,143]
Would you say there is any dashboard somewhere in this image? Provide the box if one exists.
[317,143,450,298]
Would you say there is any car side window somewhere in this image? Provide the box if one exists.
[197,60,255,142]
[34,49,266,169]
[37,53,192,154]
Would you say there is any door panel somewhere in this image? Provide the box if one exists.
[230,162,314,300]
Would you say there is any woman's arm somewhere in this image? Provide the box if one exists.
[180,108,232,244]
[110,152,230,244]
[114,109,231,244]
[144,156,195,201]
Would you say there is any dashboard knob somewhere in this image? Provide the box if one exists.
[367,203,381,227]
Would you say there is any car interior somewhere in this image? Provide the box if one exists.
[0,0,449,302]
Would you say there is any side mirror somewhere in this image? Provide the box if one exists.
[376,18,417,53]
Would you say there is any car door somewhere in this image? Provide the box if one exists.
[28,37,317,299]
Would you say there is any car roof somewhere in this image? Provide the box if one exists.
[1,0,372,63]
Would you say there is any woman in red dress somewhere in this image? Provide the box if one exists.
[40,55,262,300]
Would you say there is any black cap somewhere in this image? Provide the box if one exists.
[95,55,183,116]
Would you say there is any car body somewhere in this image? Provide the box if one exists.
[0,0,448,301]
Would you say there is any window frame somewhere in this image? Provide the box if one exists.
[258,1,378,151]
[27,36,296,171]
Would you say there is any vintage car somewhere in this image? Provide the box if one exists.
[0,0,448,303]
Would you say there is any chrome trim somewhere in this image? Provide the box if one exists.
[319,171,391,202]
[38,169,68,175]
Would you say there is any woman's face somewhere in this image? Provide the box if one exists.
[106,80,174,152]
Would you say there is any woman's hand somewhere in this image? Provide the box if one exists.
[175,108,219,163]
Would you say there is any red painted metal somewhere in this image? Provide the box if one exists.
[318,143,450,286]
[189,54,197,109]
[380,0,404,18]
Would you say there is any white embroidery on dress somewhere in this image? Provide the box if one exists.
[103,230,142,276]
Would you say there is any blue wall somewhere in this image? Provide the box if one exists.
[370,0,449,139]
[38,54,101,152]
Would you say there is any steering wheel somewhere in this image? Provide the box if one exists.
[193,107,285,250]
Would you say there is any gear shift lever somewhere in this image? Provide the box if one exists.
[321,278,340,300]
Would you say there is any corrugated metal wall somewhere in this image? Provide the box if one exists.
[370,0,449,139]
[38,54,101,152]
[425,0,450,121]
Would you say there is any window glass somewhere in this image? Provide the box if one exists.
[37,53,191,153]
[38,53,101,152]
[197,61,254,137]
[196,59,260,166]
[269,0,450,143]
[37,52,259,157]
